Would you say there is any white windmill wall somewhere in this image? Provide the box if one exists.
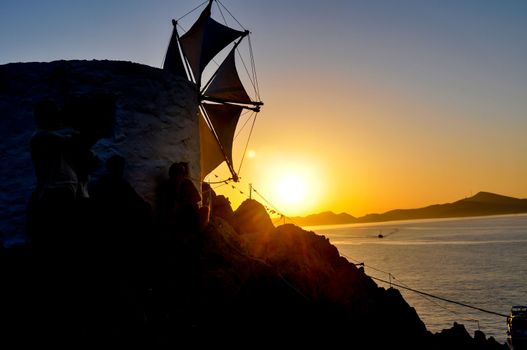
[0,60,200,247]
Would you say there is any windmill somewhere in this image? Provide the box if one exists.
[163,0,263,183]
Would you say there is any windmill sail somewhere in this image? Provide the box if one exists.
[199,110,224,178]
[178,1,245,85]
[203,47,253,105]
[163,0,263,182]
[163,21,186,76]
[202,102,243,168]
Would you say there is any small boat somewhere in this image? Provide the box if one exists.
[507,305,527,349]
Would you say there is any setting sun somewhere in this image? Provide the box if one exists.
[211,151,328,217]
[254,155,326,217]
[276,175,307,205]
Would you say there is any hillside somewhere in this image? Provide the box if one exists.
[292,192,527,226]
[289,211,356,226]
[1,196,507,349]
[357,191,527,223]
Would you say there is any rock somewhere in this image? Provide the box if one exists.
[232,199,274,235]
[211,194,235,225]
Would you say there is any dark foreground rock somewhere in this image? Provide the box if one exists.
[1,198,508,349]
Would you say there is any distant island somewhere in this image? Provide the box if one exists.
[291,191,527,227]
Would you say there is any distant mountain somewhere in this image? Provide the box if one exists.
[293,192,527,226]
[289,211,356,226]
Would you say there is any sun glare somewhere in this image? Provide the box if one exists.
[247,150,256,159]
[276,175,307,205]
[264,159,323,216]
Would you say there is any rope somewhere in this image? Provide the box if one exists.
[214,0,228,25]
[237,47,258,96]
[206,178,234,185]
[376,269,480,325]
[212,182,229,190]
[251,188,281,216]
[251,187,298,226]
[234,110,254,140]
[341,252,392,276]
[248,36,261,101]
[161,25,173,69]
[176,0,209,22]
[236,113,257,175]
[339,252,497,325]
[216,0,247,30]
[234,35,262,103]
[370,276,508,318]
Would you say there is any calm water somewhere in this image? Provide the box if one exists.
[305,214,527,343]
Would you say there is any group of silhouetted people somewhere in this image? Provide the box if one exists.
[23,96,214,346]
[28,97,209,244]
[26,95,212,271]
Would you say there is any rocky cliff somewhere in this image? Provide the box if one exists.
[1,195,507,349]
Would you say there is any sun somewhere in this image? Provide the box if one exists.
[244,153,325,217]
[276,175,307,205]
[267,163,322,216]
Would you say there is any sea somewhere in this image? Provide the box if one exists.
[304,214,527,344]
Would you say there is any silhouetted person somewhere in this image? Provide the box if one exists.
[26,98,84,346]
[156,162,201,233]
[91,155,151,261]
[63,94,114,200]
[152,162,203,336]
[27,98,79,248]
[90,155,152,342]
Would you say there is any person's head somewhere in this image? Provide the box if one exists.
[34,98,61,129]
[168,162,189,179]
[106,155,125,178]
[63,93,116,145]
